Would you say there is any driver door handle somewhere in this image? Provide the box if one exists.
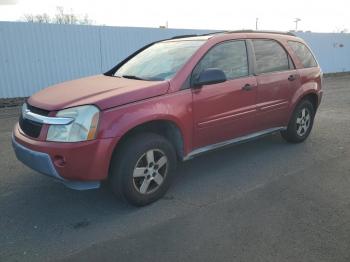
[242,84,254,91]
[288,74,296,81]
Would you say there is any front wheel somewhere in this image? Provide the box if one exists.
[110,133,177,206]
[281,99,315,143]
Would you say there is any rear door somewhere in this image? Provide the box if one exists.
[192,40,258,149]
[252,39,300,130]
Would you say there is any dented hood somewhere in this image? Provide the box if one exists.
[28,75,170,111]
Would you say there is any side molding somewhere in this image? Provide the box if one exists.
[183,127,286,161]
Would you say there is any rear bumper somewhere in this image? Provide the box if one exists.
[12,123,118,190]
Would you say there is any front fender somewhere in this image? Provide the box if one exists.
[97,90,194,155]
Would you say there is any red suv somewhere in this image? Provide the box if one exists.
[12,31,323,206]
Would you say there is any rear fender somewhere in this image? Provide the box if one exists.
[288,81,319,121]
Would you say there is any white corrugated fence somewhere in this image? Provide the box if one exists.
[1,22,349,98]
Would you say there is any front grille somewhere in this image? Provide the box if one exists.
[27,104,50,116]
[19,104,50,138]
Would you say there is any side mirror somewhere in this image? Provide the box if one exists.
[193,68,227,87]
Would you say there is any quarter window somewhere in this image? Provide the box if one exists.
[253,40,290,74]
[288,41,318,68]
[193,40,249,81]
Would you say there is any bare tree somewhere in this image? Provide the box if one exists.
[54,6,78,25]
[22,13,51,23]
[333,27,349,33]
[21,6,93,25]
[80,14,93,25]
[22,14,35,23]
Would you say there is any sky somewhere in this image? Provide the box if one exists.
[0,0,349,32]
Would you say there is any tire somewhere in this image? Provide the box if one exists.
[281,99,315,143]
[110,133,177,206]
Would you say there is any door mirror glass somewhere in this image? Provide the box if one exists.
[193,68,227,87]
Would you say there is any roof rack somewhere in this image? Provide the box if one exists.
[170,34,198,39]
[169,30,295,40]
[223,30,296,36]
[170,31,225,39]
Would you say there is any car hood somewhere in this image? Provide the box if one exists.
[28,75,170,111]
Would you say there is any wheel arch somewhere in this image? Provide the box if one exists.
[293,91,319,112]
[113,119,186,161]
[289,79,320,121]
[301,93,319,111]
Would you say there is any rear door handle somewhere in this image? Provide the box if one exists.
[288,75,296,81]
[242,84,254,91]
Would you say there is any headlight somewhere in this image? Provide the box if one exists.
[47,105,100,142]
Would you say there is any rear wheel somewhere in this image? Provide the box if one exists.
[281,99,315,143]
[110,133,177,206]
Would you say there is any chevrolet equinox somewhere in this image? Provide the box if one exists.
[12,31,323,206]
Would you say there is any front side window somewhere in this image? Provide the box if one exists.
[193,40,249,81]
[114,40,205,81]
[253,40,289,74]
[288,41,318,68]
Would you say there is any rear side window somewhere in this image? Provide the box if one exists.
[193,40,249,80]
[253,40,289,74]
[288,41,318,68]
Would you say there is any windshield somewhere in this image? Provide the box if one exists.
[114,40,205,81]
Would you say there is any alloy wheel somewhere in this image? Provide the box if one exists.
[296,107,311,136]
[132,149,168,194]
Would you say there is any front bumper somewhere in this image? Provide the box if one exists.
[318,89,323,108]
[12,135,100,190]
[12,123,118,190]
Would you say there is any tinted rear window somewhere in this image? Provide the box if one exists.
[253,40,290,74]
[288,41,318,68]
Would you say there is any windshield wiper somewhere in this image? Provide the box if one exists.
[121,75,145,80]
[119,74,164,81]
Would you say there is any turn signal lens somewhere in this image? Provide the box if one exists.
[87,112,99,140]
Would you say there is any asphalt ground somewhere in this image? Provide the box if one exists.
[0,76,349,262]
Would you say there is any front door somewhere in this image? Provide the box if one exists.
[191,40,258,149]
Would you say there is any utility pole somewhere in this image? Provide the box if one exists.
[159,21,169,29]
[255,18,259,30]
[294,18,301,31]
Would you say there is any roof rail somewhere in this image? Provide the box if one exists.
[169,30,295,41]
[170,31,230,40]
[223,30,296,36]
[170,34,198,39]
